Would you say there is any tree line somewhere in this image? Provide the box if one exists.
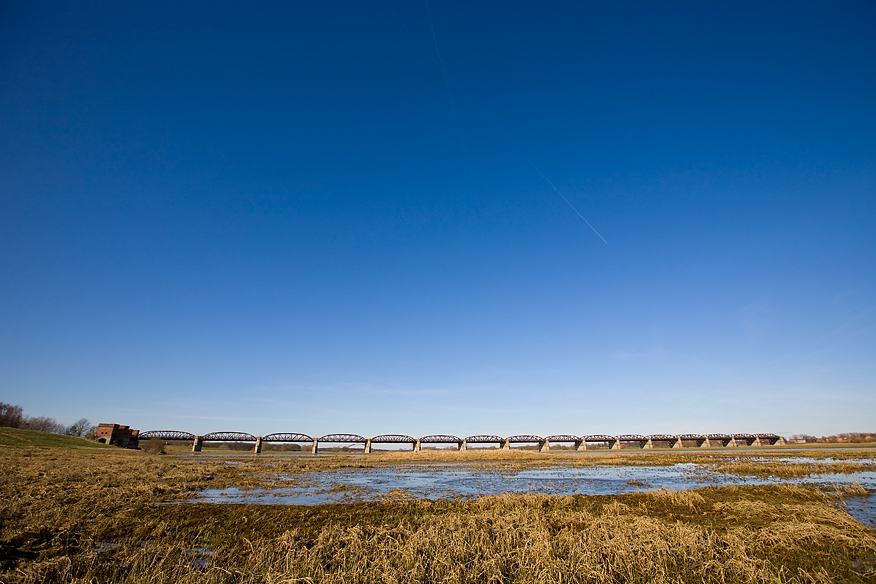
[0,402,93,438]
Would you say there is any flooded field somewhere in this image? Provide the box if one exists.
[195,456,876,528]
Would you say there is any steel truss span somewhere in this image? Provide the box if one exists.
[319,434,367,443]
[617,434,647,442]
[648,434,678,441]
[202,432,257,442]
[506,435,544,443]
[139,430,196,441]
[584,435,616,442]
[546,435,580,442]
[419,435,462,443]
[464,435,504,443]
[263,433,313,443]
[370,434,416,443]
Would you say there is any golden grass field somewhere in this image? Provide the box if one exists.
[1,431,875,583]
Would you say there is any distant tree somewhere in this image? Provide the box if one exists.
[66,418,93,437]
[24,416,65,434]
[0,403,25,428]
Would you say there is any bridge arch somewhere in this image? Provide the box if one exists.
[262,433,317,453]
[202,432,257,442]
[139,430,196,441]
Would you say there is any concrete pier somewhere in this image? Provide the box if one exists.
[311,439,318,454]
[459,440,467,451]
[254,437,262,454]
[501,439,510,450]
[700,438,711,448]
[192,437,202,452]
[643,438,653,449]
[539,440,549,453]
[575,440,586,451]
[610,439,621,450]
[413,439,421,452]
[671,438,682,449]
[364,439,372,454]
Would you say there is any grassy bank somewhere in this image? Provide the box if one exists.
[0,427,109,449]
[2,446,875,583]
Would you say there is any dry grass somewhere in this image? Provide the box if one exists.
[2,445,875,583]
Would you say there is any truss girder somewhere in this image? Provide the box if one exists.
[262,433,314,443]
[202,432,257,442]
[648,434,677,441]
[732,433,756,440]
[464,435,504,443]
[371,434,416,443]
[546,435,580,442]
[618,434,647,441]
[707,434,731,440]
[419,435,462,443]
[139,430,196,441]
[584,435,616,442]
[678,434,707,440]
[506,435,544,443]
[319,434,367,443]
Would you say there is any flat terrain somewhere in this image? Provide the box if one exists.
[1,429,875,583]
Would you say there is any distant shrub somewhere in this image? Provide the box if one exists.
[140,439,166,454]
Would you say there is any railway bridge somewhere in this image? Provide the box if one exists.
[137,431,786,454]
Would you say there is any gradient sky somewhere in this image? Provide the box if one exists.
[2,1,874,439]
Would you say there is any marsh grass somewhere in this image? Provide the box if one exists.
[3,446,876,583]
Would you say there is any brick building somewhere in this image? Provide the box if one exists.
[95,423,139,448]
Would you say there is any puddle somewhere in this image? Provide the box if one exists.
[843,493,876,530]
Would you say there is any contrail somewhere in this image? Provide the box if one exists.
[517,149,608,244]
[424,0,465,153]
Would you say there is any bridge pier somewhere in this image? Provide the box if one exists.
[728,437,737,447]
[575,440,586,451]
[311,439,318,454]
[364,439,372,454]
[191,436,203,452]
[671,438,682,449]
[413,439,421,452]
[253,437,262,454]
[643,438,653,449]
[700,438,711,448]
[501,439,510,450]
[459,440,467,451]
[610,439,621,450]
[539,440,549,453]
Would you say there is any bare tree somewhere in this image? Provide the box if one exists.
[66,418,93,437]
[25,416,65,434]
[0,403,25,428]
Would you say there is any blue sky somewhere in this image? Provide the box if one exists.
[1,1,874,438]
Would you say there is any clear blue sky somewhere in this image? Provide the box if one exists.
[2,1,874,438]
